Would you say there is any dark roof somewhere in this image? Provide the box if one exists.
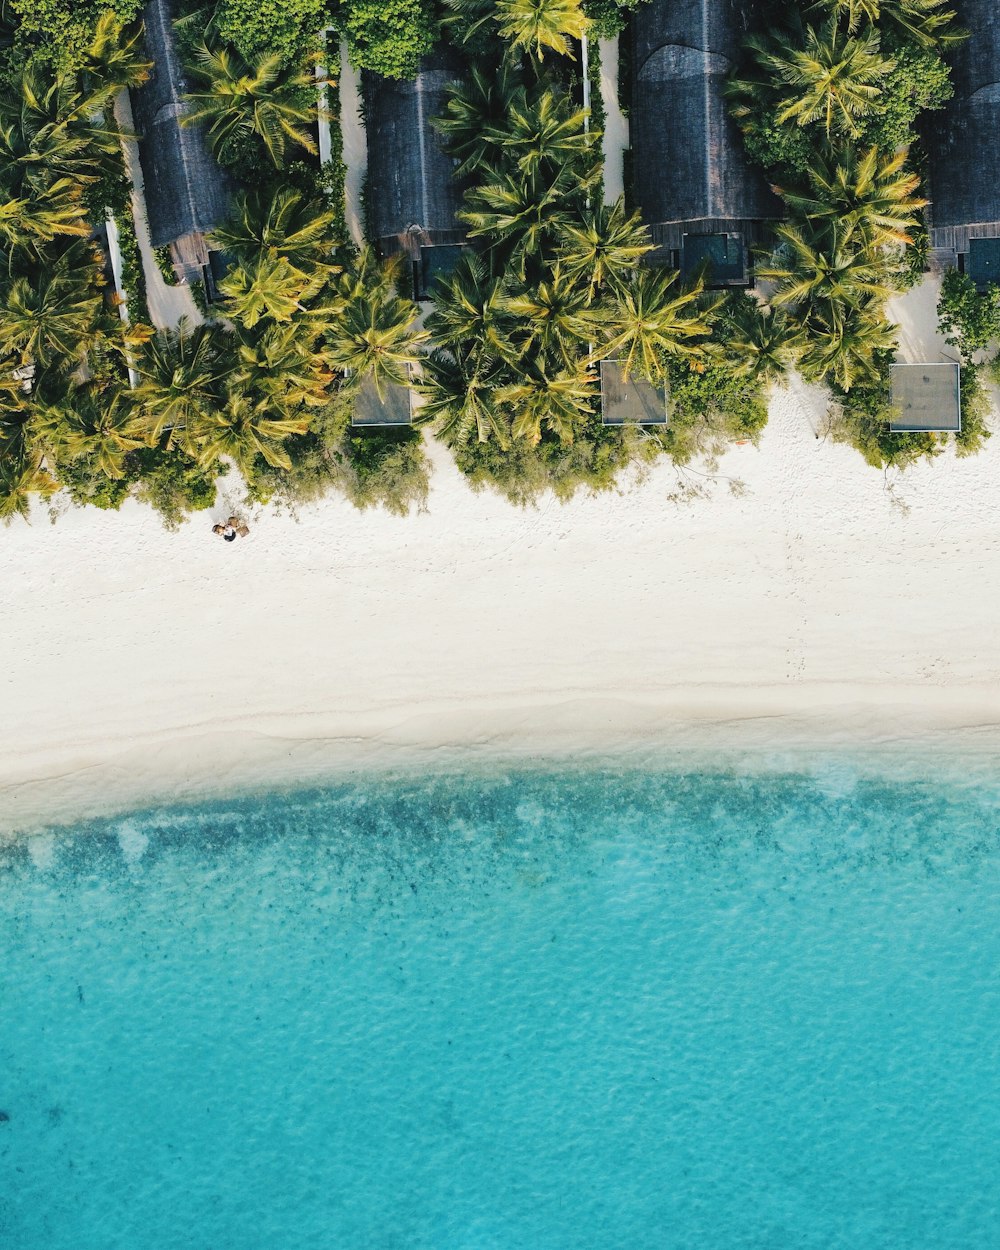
[600,359,668,426]
[131,0,233,250]
[889,363,961,433]
[681,232,748,285]
[362,50,467,254]
[925,0,1000,247]
[630,0,781,252]
[967,236,1000,288]
[417,243,467,300]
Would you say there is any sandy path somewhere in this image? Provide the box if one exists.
[339,43,367,247]
[599,36,628,203]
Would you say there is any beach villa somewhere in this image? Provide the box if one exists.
[362,49,467,301]
[629,0,781,287]
[131,0,233,295]
[925,0,1000,281]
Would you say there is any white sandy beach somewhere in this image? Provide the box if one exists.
[3,359,1000,834]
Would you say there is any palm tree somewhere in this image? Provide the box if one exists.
[0,246,103,368]
[211,189,337,269]
[0,68,117,197]
[37,381,148,479]
[232,321,334,413]
[195,390,311,475]
[498,363,596,445]
[81,13,152,94]
[461,163,596,278]
[776,144,926,249]
[0,178,89,254]
[752,19,891,137]
[494,88,595,179]
[494,0,590,61]
[504,266,595,368]
[721,296,805,383]
[758,220,894,313]
[416,348,511,449]
[798,300,897,390]
[324,253,429,400]
[220,253,329,328]
[184,46,318,168]
[809,0,964,47]
[434,62,529,178]
[0,454,57,522]
[600,268,713,382]
[424,253,517,365]
[556,200,654,301]
[135,320,231,448]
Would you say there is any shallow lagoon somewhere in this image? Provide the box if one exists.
[3,765,1000,1248]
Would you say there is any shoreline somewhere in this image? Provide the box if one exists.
[3,686,1000,836]
[4,380,1000,837]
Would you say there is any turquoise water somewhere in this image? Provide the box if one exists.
[3,765,1000,1248]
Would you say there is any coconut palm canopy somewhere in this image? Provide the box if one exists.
[630,0,782,260]
[924,0,1000,251]
[362,48,467,256]
[131,0,233,250]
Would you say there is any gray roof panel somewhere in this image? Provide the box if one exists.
[131,0,233,249]
[630,0,780,236]
[362,49,466,250]
[925,0,1000,233]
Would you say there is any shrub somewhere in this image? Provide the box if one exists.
[333,0,437,79]
[955,363,992,457]
[133,449,224,528]
[215,0,326,66]
[9,0,142,68]
[938,269,1000,356]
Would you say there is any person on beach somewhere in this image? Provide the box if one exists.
[212,522,240,542]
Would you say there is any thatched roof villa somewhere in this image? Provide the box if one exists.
[630,0,781,286]
[131,0,233,292]
[362,49,467,299]
[924,0,1000,284]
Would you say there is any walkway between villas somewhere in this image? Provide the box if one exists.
[339,41,367,248]
[115,89,203,331]
[599,36,628,204]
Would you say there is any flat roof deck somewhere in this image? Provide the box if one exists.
[889,363,961,433]
[351,376,413,428]
[600,359,668,426]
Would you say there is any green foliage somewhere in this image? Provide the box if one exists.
[857,39,952,149]
[454,420,661,506]
[56,452,136,510]
[132,448,224,528]
[114,207,151,324]
[955,363,992,457]
[338,429,429,514]
[663,358,769,465]
[246,402,431,516]
[937,270,1000,356]
[582,0,648,40]
[153,245,177,285]
[215,0,326,66]
[333,0,437,79]
[8,0,142,70]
